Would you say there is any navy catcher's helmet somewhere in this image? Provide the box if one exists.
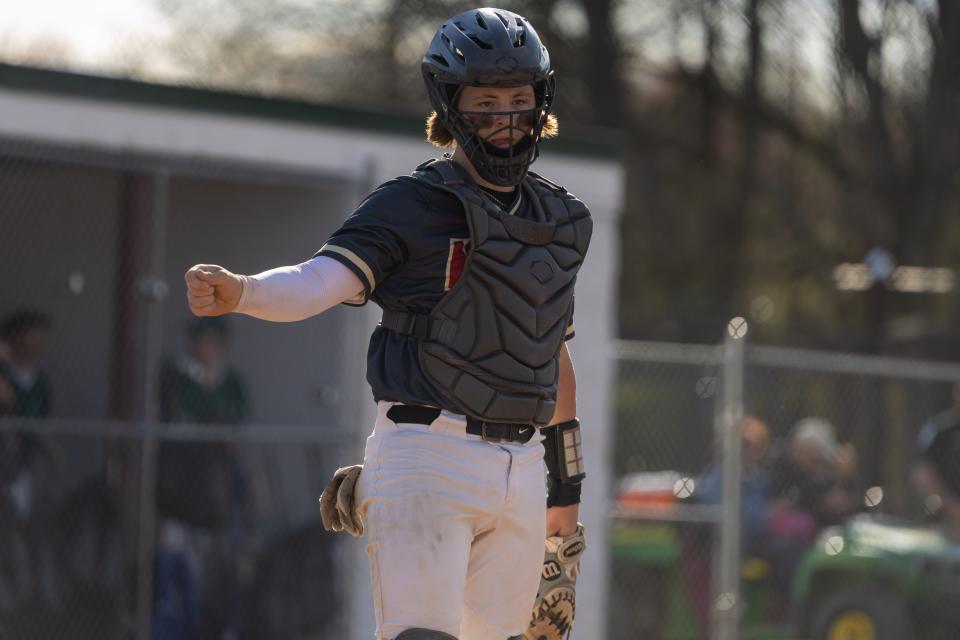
[421,7,556,186]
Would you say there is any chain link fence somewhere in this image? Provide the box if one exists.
[0,418,355,640]
[610,329,960,640]
[3,3,959,637]
[0,105,371,638]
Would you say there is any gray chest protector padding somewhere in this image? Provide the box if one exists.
[406,159,592,425]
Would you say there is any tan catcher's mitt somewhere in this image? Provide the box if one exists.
[318,464,363,537]
[523,523,586,640]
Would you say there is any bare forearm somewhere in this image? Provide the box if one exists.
[551,342,577,425]
[546,343,581,536]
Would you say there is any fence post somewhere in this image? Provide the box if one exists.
[346,157,381,640]
[135,168,170,640]
[711,317,747,640]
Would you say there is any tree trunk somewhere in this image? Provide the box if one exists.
[580,0,625,126]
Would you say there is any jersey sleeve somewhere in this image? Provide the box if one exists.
[564,296,576,341]
[315,179,421,306]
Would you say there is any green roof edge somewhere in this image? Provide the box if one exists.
[0,63,622,160]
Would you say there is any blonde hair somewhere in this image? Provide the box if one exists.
[425,111,559,148]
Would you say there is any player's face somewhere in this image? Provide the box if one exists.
[192,332,226,367]
[456,85,537,150]
[11,327,46,359]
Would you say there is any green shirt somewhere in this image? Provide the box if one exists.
[159,357,249,425]
[0,364,52,418]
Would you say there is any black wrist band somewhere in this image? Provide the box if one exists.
[547,476,582,507]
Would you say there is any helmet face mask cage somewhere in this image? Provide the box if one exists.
[421,8,556,187]
[427,75,556,186]
[460,106,537,135]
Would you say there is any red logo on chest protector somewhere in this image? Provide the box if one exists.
[445,239,470,290]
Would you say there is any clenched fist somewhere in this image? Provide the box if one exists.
[185,264,244,316]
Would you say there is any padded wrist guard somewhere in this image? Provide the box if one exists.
[542,419,585,507]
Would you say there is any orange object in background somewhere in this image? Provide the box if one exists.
[615,471,683,510]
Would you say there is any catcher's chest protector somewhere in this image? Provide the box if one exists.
[410,159,592,425]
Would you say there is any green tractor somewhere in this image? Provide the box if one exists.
[610,487,960,639]
[795,408,960,640]
[611,408,960,640]
[792,515,960,640]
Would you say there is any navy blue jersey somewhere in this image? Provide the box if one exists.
[316,166,575,407]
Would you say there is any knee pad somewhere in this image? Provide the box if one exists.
[393,629,458,640]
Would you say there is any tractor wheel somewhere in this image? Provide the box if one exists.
[807,587,913,640]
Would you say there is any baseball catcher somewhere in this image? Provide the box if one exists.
[188,7,591,639]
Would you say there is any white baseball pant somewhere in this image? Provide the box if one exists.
[356,401,546,640]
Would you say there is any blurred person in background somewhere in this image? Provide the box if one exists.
[897,396,960,633]
[768,417,861,535]
[696,415,772,550]
[154,316,250,640]
[765,417,861,617]
[159,316,249,425]
[683,415,772,635]
[914,387,960,541]
[0,308,57,521]
[0,308,53,418]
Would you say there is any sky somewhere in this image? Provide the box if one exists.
[2,0,837,74]
[0,0,883,115]
[0,0,168,64]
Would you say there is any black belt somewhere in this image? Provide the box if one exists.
[386,405,536,444]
